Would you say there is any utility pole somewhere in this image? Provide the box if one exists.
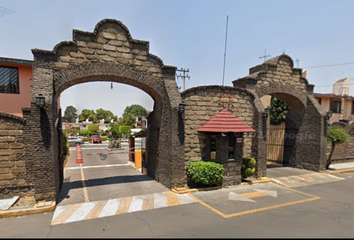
[259,49,271,62]
[176,68,190,91]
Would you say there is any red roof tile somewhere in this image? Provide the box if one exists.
[197,109,255,133]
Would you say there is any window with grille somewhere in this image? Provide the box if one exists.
[0,66,19,94]
[330,100,341,113]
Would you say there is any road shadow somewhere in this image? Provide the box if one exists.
[57,174,153,204]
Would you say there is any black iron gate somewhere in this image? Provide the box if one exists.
[266,119,298,166]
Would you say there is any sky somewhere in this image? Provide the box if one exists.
[1,0,354,117]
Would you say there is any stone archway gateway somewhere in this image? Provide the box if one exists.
[27,19,185,201]
[233,54,328,177]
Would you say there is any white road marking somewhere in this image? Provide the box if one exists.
[228,192,256,202]
[128,196,144,213]
[98,199,121,218]
[154,192,169,209]
[65,163,130,170]
[65,202,96,223]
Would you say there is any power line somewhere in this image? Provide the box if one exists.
[303,61,354,69]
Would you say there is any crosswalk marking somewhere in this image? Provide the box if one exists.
[142,194,155,211]
[117,196,132,214]
[98,199,120,218]
[154,192,169,209]
[166,191,180,206]
[51,191,196,225]
[66,202,96,223]
[271,172,345,188]
[128,196,144,213]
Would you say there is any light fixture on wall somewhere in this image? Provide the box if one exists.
[35,94,45,108]
[263,106,270,119]
[178,102,186,114]
[325,111,333,121]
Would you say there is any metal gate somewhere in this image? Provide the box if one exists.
[266,119,298,166]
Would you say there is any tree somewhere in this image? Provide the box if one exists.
[270,96,289,125]
[118,113,136,127]
[119,126,131,139]
[123,104,147,120]
[327,125,349,169]
[64,106,78,123]
[78,109,95,122]
[88,125,99,135]
[96,108,116,123]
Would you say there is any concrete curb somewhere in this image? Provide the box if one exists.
[322,168,354,175]
[171,186,222,194]
[241,177,272,185]
[0,201,56,219]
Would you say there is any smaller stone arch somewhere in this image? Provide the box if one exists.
[233,54,327,172]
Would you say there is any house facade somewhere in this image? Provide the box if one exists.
[0,57,34,116]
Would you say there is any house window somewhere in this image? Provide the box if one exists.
[330,100,341,113]
[316,98,322,105]
[0,66,19,94]
[210,135,216,160]
[352,101,354,115]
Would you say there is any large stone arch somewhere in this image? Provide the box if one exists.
[25,19,184,201]
[233,54,327,174]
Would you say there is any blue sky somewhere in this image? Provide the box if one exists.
[1,0,354,117]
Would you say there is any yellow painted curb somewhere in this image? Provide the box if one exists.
[172,185,221,194]
[241,177,271,185]
[0,201,56,219]
[322,168,354,175]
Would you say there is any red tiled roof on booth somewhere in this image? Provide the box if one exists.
[197,109,255,133]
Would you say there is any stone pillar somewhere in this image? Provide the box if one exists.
[220,159,242,187]
[27,66,58,201]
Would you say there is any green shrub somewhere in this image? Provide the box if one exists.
[83,137,89,142]
[241,157,256,180]
[187,161,223,186]
[62,132,69,156]
[101,136,107,141]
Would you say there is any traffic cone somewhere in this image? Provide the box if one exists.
[76,145,83,164]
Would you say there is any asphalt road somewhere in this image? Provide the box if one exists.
[1,151,354,238]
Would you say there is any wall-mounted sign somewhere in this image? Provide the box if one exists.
[236,138,243,143]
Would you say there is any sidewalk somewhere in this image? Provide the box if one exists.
[324,161,354,174]
[1,161,354,219]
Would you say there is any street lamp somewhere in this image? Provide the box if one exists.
[262,106,270,140]
[325,111,333,122]
[178,102,186,114]
[35,94,45,108]
[263,106,270,119]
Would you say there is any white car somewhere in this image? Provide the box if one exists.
[68,137,84,147]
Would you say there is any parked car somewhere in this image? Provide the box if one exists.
[68,136,84,147]
[90,135,102,144]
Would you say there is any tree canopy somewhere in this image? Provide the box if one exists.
[77,108,117,123]
[64,106,77,123]
[270,96,289,125]
[123,104,147,120]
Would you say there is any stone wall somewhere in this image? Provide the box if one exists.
[0,112,32,198]
[220,160,242,187]
[326,122,354,163]
[182,86,260,180]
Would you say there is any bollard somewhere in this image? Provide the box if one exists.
[76,145,83,164]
